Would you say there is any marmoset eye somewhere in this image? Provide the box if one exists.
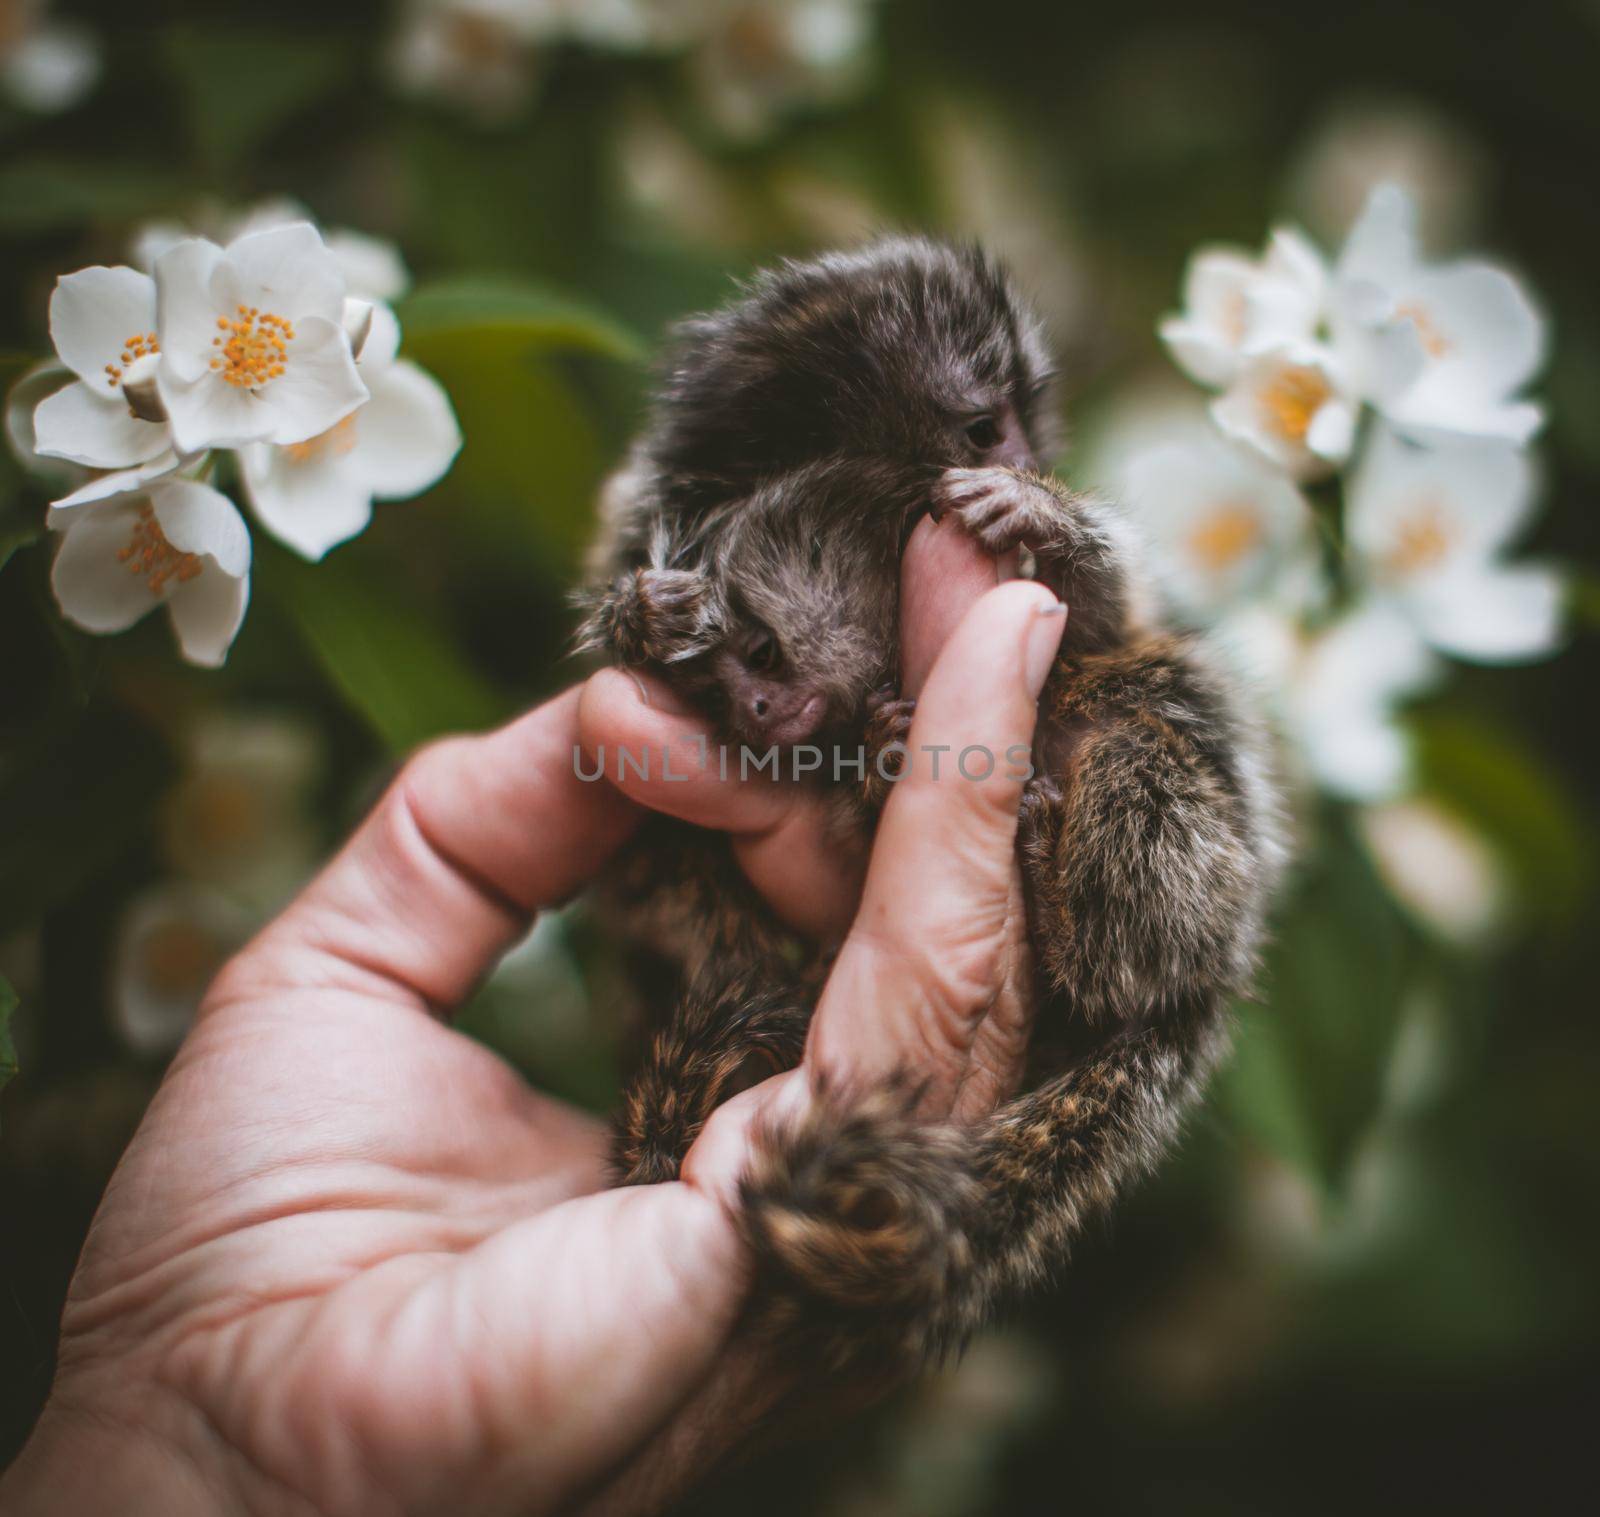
[965,415,1001,450]
[742,630,781,673]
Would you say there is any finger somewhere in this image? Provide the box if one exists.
[898,512,1010,696]
[806,580,1065,1102]
[577,669,867,940]
[214,687,640,1014]
[420,1180,749,1509]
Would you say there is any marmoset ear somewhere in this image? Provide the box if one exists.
[574,565,720,668]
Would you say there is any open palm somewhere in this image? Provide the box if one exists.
[5,520,1063,1516]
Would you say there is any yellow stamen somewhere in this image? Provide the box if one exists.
[1384,499,1453,578]
[1258,366,1330,443]
[1188,504,1262,573]
[103,330,160,389]
[208,306,297,389]
[116,503,203,595]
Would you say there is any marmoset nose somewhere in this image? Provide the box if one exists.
[745,686,827,745]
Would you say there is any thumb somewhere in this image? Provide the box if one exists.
[805,578,1065,1104]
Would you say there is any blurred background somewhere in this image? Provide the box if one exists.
[2,1,1597,1510]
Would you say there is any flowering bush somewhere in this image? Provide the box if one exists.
[14,212,460,666]
[1110,186,1563,815]
[387,0,879,137]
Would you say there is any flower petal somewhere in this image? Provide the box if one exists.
[1347,424,1538,578]
[224,222,347,325]
[167,563,251,667]
[130,219,192,274]
[1304,709,1413,802]
[359,301,402,373]
[150,480,252,579]
[1408,261,1545,398]
[1264,227,1326,299]
[1408,563,1564,664]
[49,451,182,514]
[159,368,272,453]
[155,238,227,384]
[325,229,410,301]
[32,378,171,468]
[1121,433,1313,619]
[1306,398,1356,461]
[256,315,369,447]
[1158,318,1238,387]
[4,361,85,489]
[240,443,373,562]
[49,266,157,384]
[50,502,156,634]
[352,361,462,498]
[1336,182,1418,290]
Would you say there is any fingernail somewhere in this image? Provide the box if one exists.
[624,669,695,716]
[1023,600,1068,695]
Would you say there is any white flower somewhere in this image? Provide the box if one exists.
[1331,184,1545,444]
[1290,602,1438,801]
[30,267,173,469]
[112,883,252,1056]
[48,477,251,667]
[162,711,322,910]
[1346,424,1562,663]
[153,223,369,454]
[1210,341,1360,480]
[133,199,411,303]
[238,303,461,560]
[388,0,549,120]
[5,360,90,492]
[1,1,99,113]
[1357,798,1505,944]
[1120,432,1319,622]
[1159,228,1326,388]
[1219,601,1437,802]
[688,0,876,140]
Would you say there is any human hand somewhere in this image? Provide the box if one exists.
[0,525,1063,1517]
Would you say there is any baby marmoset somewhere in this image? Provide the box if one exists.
[580,239,1283,1367]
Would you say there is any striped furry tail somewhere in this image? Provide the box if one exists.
[970,1003,1225,1306]
[737,1081,985,1372]
[735,1003,1225,1368]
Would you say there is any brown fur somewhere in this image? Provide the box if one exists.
[577,239,1285,1374]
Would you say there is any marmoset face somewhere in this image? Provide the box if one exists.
[690,467,901,751]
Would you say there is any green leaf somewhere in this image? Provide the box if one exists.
[398,278,645,363]
[164,26,350,172]
[1413,711,1595,932]
[1220,821,1414,1195]
[0,161,178,236]
[268,551,509,752]
[0,974,17,1102]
